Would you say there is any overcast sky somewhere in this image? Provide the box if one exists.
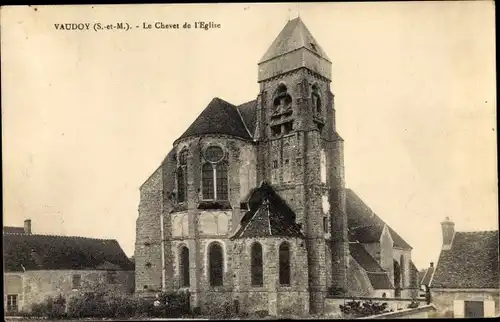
[2,2,497,269]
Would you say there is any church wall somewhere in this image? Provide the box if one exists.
[393,248,412,290]
[380,226,395,283]
[230,237,309,317]
[135,167,163,294]
[239,144,257,202]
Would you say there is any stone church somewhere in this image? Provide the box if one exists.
[135,17,419,316]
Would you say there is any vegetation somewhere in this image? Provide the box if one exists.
[340,300,390,318]
[26,290,193,319]
[407,299,420,309]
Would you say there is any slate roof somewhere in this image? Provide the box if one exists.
[175,97,253,143]
[4,226,26,234]
[349,242,393,290]
[430,230,499,289]
[3,233,134,272]
[259,17,331,63]
[232,182,304,239]
[346,189,412,249]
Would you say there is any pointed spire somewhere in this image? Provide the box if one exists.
[259,17,331,64]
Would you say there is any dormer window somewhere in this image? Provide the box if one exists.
[310,42,317,52]
[202,146,228,201]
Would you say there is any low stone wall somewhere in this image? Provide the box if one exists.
[324,296,427,316]
[357,304,437,319]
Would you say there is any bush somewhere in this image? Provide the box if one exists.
[204,299,235,319]
[340,300,390,318]
[31,294,67,319]
[67,291,108,318]
[407,299,420,309]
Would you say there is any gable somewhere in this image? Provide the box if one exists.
[232,182,304,239]
[431,230,499,288]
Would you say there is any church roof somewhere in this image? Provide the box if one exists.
[237,100,257,137]
[232,182,304,239]
[430,230,499,289]
[346,189,412,250]
[259,17,331,64]
[349,242,394,290]
[175,97,253,143]
[3,233,134,272]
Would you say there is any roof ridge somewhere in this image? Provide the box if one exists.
[457,230,498,234]
[8,233,118,242]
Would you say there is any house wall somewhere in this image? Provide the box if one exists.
[4,270,134,312]
[431,288,500,318]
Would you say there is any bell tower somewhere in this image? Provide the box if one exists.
[254,17,349,314]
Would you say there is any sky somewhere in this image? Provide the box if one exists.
[1,2,497,270]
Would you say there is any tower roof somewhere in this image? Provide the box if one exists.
[259,17,331,64]
[231,182,304,239]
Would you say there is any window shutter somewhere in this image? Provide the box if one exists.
[453,300,464,318]
[484,300,495,317]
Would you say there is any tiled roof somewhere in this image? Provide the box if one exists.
[259,17,331,63]
[346,189,412,249]
[349,242,393,290]
[3,226,26,234]
[349,243,385,273]
[3,233,134,272]
[231,182,304,239]
[366,272,394,290]
[431,230,499,289]
[237,100,257,138]
[420,266,434,286]
[175,97,253,143]
[409,260,419,288]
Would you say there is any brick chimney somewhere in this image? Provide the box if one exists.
[24,219,32,235]
[441,217,455,249]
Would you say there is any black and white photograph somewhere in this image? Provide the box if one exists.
[2,2,498,319]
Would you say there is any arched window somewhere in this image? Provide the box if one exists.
[208,242,224,286]
[312,85,321,114]
[282,143,291,183]
[177,168,186,202]
[251,242,263,286]
[273,84,292,114]
[201,146,228,200]
[202,163,214,199]
[177,148,188,202]
[279,242,291,286]
[179,246,190,287]
[216,161,228,200]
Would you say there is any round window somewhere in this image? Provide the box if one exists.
[204,146,224,163]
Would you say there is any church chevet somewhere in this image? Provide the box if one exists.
[135,17,419,316]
